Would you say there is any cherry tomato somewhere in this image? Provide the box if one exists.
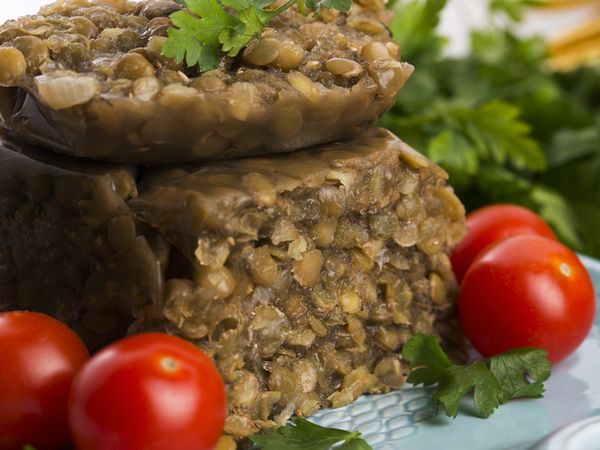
[0,311,89,450]
[451,204,557,283]
[458,235,595,364]
[68,333,227,450]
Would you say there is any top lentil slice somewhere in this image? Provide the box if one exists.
[0,0,413,164]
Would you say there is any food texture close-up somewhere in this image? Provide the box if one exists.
[0,0,599,449]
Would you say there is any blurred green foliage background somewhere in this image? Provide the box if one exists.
[381,0,600,257]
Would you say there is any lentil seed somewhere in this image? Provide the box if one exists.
[325,58,363,77]
[0,48,27,85]
[243,37,280,66]
[114,52,154,79]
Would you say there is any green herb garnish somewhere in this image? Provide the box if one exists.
[306,0,353,13]
[382,0,600,257]
[490,0,547,21]
[163,0,351,70]
[249,335,551,448]
[403,334,552,418]
[250,417,373,449]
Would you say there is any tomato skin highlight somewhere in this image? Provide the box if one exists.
[0,312,89,450]
[68,333,227,450]
[451,204,557,283]
[458,235,595,364]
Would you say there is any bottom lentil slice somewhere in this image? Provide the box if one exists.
[0,128,467,443]
[0,141,163,350]
[129,128,467,438]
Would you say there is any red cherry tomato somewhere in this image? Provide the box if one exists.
[68,333,227,450]
[451,204,557,283]
[459,235,595,364]
[0,312,89,450]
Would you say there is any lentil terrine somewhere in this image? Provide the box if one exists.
[0,0,412,164]
[0,128,466,439]
[0,140,162,349]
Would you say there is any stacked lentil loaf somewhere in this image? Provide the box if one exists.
[0,0,466,443]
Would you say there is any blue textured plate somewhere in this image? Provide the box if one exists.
[310,255,600,450]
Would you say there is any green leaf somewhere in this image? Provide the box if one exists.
[162,25,221,70]
[250,417,373,450]
[162,25,196,63]
[392,99,545,189]
[382,0,600,259]
[427,129,479,188]
[434,361,504,418]
[566,201,600,258]
[389,0,448,60]
[489,348,552,402]
[220,0,252,9]
[490,0,547,22]
[529,186,583,249]
[238,6,270,33]
[546,125,600,167]
[186,0,213,17]
[402,333,452,386]
[468,101,546,172]
[220,8,261,55]
[164,0,352,70]
[327,0,352,12]
[306,0,352,13]
[162,0,239,70]
[402,335,552,419]
[471,167,582,250]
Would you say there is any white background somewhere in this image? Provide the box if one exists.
[1,0,597,55]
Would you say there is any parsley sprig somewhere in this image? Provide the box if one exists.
[251,335,551,449]
[250,417,373,450]
[164,0,352,70]
[382,0,600,256]
[403,334,552,418]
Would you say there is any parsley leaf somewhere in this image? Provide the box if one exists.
[434,361,503,418]
[383,99,546,190]
[464,101,545,172]
[389,0,448,60]
[490,0,546,21]
[471,166,583,249]
[402,333,452,385]
[163,0,351,71]
[306,0,352,13]
[163,3,232,70]
[250,417,373,450]
[381,0,599,255]
[163,0,296,70]
[546,124,600,168]
[489,348,552,402]
[402,334,552,419]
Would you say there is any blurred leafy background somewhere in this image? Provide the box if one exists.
[381,0,600,257]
